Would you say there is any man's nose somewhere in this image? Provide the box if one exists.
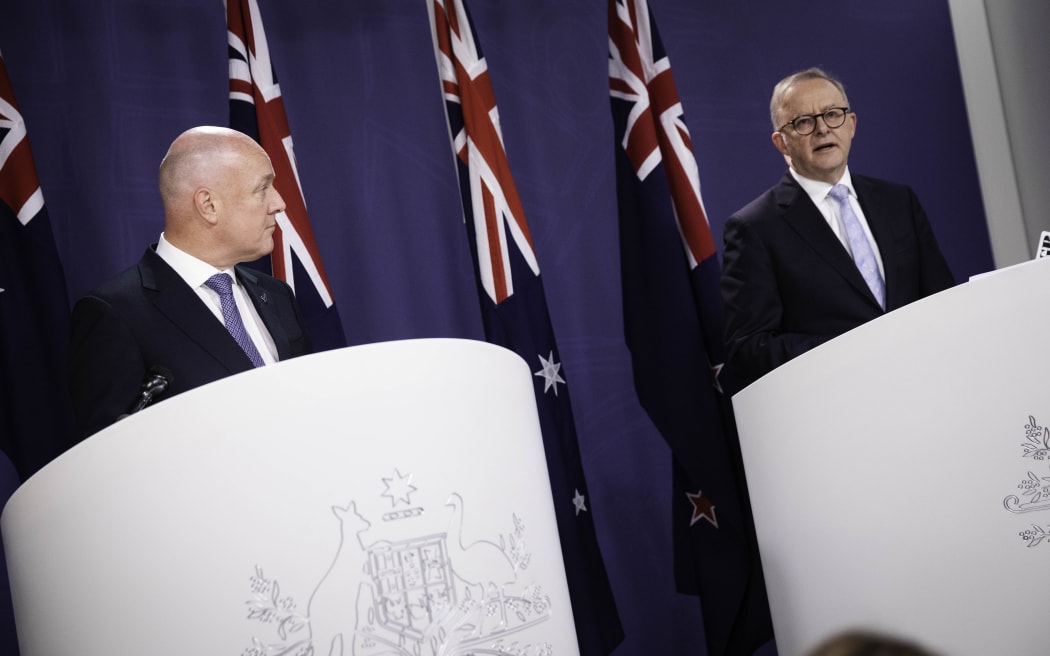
[270,188,286,214]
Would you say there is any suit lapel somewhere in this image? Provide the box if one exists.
[236,266,292,360]
[852,175,900,310]
[139,249,255,373]
[775,173,879,304]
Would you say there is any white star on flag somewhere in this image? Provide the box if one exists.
[533,351,566,396]
[573,489,588,516]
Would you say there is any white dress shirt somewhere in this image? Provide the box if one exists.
[155,234,278,364]
[789,167,885,278]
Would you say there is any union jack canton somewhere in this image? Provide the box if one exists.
[610,0,774,653]
[227,0,346,350]
[431,1,624,654]
[0,51,75,479]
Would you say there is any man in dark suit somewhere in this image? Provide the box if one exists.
[69,126,313,439]
[721,68,954,386]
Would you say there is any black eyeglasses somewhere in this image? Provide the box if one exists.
[778,107,851,135]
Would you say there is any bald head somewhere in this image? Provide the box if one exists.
[158,126,285,268]
[159,126,261,214]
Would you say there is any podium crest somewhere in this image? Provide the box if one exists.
[1002,415,1050,546]
[242,468,555,656]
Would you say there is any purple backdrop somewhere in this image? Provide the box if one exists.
[1,0,991,653]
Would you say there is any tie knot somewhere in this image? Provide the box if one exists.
[828,184,850,203]
[204,273,234,297]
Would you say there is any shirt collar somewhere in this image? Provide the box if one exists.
[156,233,236,289]
[789,167,855,205]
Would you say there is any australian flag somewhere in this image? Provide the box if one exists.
[227,0,346,351]
[0,52,75,480]
[430,1,624,653]
[609,0,774,653]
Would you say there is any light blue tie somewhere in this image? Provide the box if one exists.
[204,273,266,367]
[829,184,885,309]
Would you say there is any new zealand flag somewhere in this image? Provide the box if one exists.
[609,0,774,653]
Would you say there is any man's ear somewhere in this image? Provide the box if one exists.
[771,130,788,156]
[194,187,219,225]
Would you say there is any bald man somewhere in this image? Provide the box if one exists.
[68,127,313,439]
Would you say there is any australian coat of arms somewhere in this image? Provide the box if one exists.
[240,469,558,656]
[1004,415,1050,547]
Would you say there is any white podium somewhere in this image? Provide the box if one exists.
[733,258,1050,656]
[1,338,578,656]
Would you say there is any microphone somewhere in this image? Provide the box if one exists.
[124,366,174,416]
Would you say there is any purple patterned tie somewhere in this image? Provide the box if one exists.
[204,273,266,367]
[829,184,885,309]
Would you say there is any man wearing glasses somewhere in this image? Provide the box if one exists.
[720,67,955,386]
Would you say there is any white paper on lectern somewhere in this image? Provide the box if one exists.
[2,338,579,656]
[733,258,1050,656]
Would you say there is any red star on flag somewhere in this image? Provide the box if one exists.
[687,489,718,528]
[710,362,724,394]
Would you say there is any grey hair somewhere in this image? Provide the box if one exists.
[769,67,849,129]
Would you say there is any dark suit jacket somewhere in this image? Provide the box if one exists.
[68,247,312,439]
[720,171,955,386]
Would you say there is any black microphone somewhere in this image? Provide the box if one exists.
[124,366,174,416]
